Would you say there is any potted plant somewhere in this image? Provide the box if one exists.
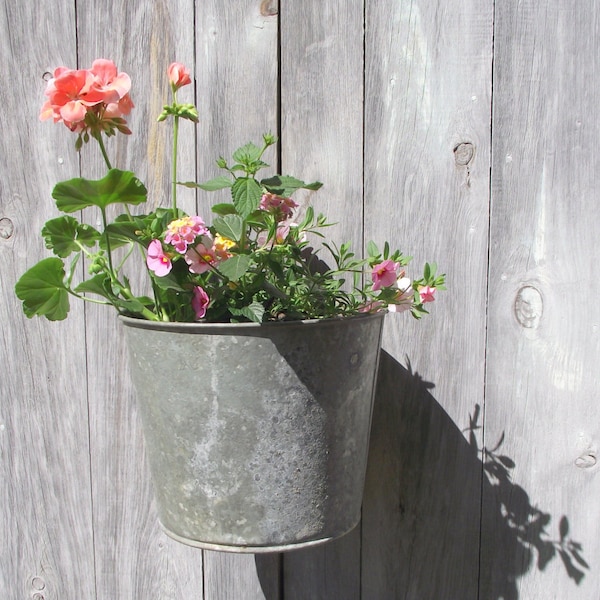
[15,59,445,552]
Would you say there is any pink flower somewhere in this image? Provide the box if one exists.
[259,192,298,221]
[419,286,436,303]
[371,259,400,291]
[358,300,385,313]
[168,62,192,90]
[146,239,172,276]
[165,216,208,253]
[40,60,134,135]
[192,286,210,319]
[40,67,105,126]
[89,59,131,105]
[185,238,217,274]
[388,277,413,313]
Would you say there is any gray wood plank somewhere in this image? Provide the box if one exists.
[362,1,494,597]
[75,2,205,598]
[279,2,365,598]
[194,2,280,598]
[484,1,600,598]
[0,2,96,598]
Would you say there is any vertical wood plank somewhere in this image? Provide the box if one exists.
[279,2,365,598]
[362,1,494,597]
[75,1,203,597]
[195,2,280,597]
[0,2,96,598]
[484,1,600,597]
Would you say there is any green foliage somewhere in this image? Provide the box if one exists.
[16,58,445,325]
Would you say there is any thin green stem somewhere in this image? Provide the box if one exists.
[95,134,113,170]
[172,113,180,212]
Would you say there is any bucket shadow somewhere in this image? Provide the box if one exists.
[361,351,589,599]
[254,350,588,598]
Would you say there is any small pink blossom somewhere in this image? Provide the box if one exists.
[388,277,413,313]
[168,62,192,90]
[371,259,400,291]
[259,192,298,221]
[146,239,172,276]
[419,285,436,303]
[185,238,217,274]
[165,216,208,253]
[192,286,210,319]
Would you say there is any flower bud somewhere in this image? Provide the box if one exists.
[167,62,192,90]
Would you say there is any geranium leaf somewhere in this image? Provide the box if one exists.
[218,254,251,281]
[53,168,147,212]
[213,214,244,242]
[232,177,262,218]
[42,216,100,258]
[14,257,70,321]
[74,273,112,300]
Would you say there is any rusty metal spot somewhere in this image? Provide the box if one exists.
[453,142,475,167]
[0,217,14,240]
[514,285,543,329]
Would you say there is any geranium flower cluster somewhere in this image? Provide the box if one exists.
[15,58,445,324]
[40,59,133,140]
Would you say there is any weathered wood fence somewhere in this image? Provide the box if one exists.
[2,1,599,598]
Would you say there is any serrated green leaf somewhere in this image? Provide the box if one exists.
[218,254,252,281]
[213,214,244,242]
[211,203,237,216]
[42,216,100,258]
[230,302,265,323]
[15,257,70,320]
[261,175,323,196]
[53,169,147,212]
[232,142,263,165]
[232,177,262,218]
[190,176,233,191]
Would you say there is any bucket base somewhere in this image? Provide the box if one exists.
[159,520,359,554]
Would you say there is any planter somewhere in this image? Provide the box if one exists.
[120,312,385,553]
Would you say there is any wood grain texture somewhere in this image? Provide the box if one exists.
[279,1,365,596]
[483,1,600,598]
[75,1,204,598]
[194,2,280,597]
[0,2,96,599]
[361,1,494,597]
[3,0,600,598]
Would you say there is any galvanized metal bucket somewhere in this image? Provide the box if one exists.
[120,312,385,553]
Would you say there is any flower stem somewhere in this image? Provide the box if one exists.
[172,114,179,212]
[95,134,113,170]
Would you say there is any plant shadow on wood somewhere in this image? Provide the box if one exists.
[361,351,589,599]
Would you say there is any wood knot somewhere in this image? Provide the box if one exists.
[260,0,278,16]
[514,285,543,329]
[0,217,14,239]
[453,142,475,167]
[575,452,597,469]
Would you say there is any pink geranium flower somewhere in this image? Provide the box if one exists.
[168,62,192,90]
[192,286,210,319]
[89,59,131,105]
[146,239,172,276]
[371,259,399,291]
[419,285,436,303]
